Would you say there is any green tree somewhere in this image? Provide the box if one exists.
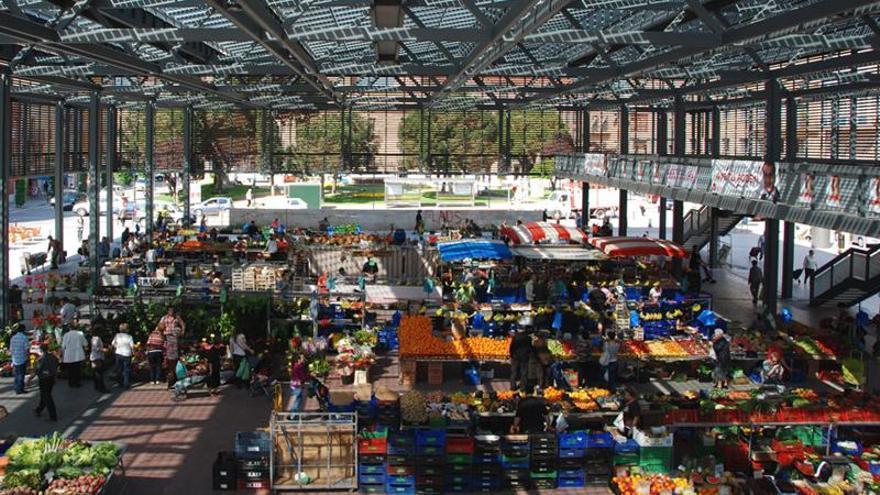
[398,108,499,173]
[277,111,377,174]
[508,110,575,175]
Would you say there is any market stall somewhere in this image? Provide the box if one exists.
[589,236,689,258]
[500,222,588,245]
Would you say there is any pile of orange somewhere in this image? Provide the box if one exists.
[612,474,690,495]
[398,316,510,361]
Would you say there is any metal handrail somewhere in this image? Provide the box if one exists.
[811,244,880,301]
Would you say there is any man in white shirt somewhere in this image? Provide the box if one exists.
[145,245,157,275]
[648,283,663,305]
[111,324,135,390]
[61,326,88,388]
[264,236,278,258]
[803,250,818,287]
[59,298,77,326]
[89,332,108,393]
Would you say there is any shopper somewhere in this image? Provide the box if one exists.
[61,325,87,388]
[230,332,254,388]
[289,354,309,412]
[803,250,818,286]
[160,307,185,388]
[600,330,621,390]
[59,297,78,326]
[33,344,58,421]
[89,329,108,393]
[748,260,764,305]
[711,329,731,389]
[527,334,551,390]
[620,387,641,435]
[146,327,166,385]
[145,244,157,275]
[111,324,134,390]
[509,329,532,391]
[510,389,549,434]
[10,324,29,394]
[206,338,223,395]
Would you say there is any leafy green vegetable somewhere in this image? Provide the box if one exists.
[3,468,43,489]
[54,465,84,479]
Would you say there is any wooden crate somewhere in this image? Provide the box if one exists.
[427,362,444,386]
[400,360,416,386]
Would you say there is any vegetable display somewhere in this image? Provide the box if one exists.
[2,435,119,495]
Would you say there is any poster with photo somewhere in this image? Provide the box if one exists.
[797,173,815,207]
[868,177,880,216]
[583,153,608,177]
[820,174,860,212]
[635,160,664,185]
[710,159,776,200]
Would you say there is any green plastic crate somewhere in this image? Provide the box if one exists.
[613,453,639,466]
[639,446,673,464]
[446,454,472,465]
[529,471,557,479]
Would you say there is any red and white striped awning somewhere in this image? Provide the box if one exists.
[589,236,688,258]
[500,222,588,245]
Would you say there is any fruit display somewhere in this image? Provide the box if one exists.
[46,474,105,494]
[612,474,692,495]
[398,316,510,360]
[9,226,41,244]
[794,337,836,359]
[547,339,575,359]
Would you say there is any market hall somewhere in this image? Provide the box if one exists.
[2,0,880,494]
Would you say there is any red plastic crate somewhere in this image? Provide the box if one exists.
[712,410,746,424]
[238,479,270,490]
[665,409,699,424]
[358,437,388,454]
[445,437,475,454]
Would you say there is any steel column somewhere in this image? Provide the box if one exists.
[618,189,628,236]
[182,106,192,222]
[54,103,64,250]
[582,182,589,224]
[105,105,116,243]
[619,105,629,155]
[781,221,795,299]
[145,100,154,240]
[673,96,686,157]
[709,207,719,268]
[711,106,720,158]
[87,90,100,291]
[763,79,782,314]
[785,96,798,161]
[658,197,667,239]
[672,199,684,276]
[497,108,504,164]
[505,109,512,170]
[582,109,590,152]
[0,72,11,326]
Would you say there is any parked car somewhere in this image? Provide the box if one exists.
[49,190,82,211]
[192,197,232,217]
[72,189,129,217]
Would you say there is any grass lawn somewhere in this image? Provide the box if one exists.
[201,183,271,201]
[324,185,491,207]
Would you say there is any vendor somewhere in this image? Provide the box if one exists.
[246,220,261,239]
[362,256,379,279]
[264,235,279,258]
[621,387,641,434]
[761,350,787,384]
[511,390,549,434]
[648,282,662,305]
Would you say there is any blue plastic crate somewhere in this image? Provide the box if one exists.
[558,477,586,488]
[559,469,585,479]
[558,432,588,450]
[360,464,386,475]
[558,448,586,458]
[384,484,416,495]
[613,438,639,454]
[501,460,529,469]
[589,432,614,449]
[415,429,446,447]
[358,483,385,494]
[473,452,498,464]
[416,445,444,456]
[868,462,880,476]
[443,484,471,493]
[359,473,386,485]
[832,439,862,456]
[388,444,414,455]
[386,475,416,486]
[328,402,356,413]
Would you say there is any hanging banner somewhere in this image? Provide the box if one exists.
[635,160,664,185]
[821,174,860,212]
[583,153,608,177]
[796,173,815,207]
[867,177,880,216]
[665,163,700,190]
[609,155,636,180]
[710,159,778,201]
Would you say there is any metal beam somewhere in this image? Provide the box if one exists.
[54,103,64,256]
[145,100,154,241]
[524,30,719,45]
[0,71,10,326]
[206,0,339,103]
[182,106,191,223]
[433,0,573,101]
[88,90,100,292]
[105,105,116,243]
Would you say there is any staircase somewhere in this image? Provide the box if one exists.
[810,244,880,307]
[681,206,745,253]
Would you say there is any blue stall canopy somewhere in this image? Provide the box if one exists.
[437,240,513,262]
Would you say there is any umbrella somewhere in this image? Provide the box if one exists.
[589,236,687,258]
[500,221,588,245]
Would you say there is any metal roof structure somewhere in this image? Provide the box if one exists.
[1,0,880,110]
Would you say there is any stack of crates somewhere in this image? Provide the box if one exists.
[557,432,588,488]
[585,432,614,484]
[529,433,558,489]
[212,452,236,491]
[387,432,417,494]
[356,396,377,424]
[414,429,445,494]
[358,427,389,494]
[635,428,674,474]
[472,435,501,492]
[376,396,401,428]
[500,435,530,489]
[613,438,640,468]
[233,431,271,490]
[445,436,474,493]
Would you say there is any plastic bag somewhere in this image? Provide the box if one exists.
[236,358,251,381]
